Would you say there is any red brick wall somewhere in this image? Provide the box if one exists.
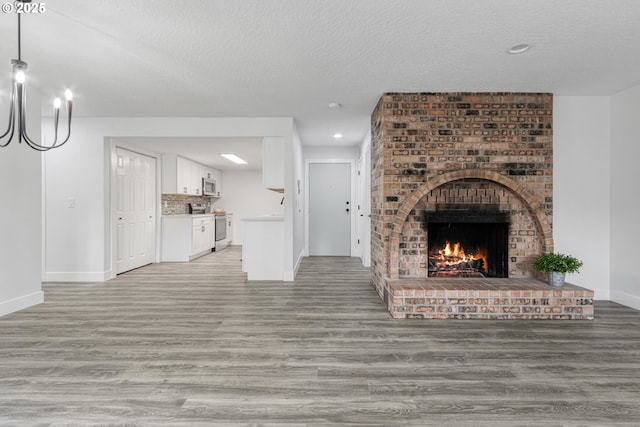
[371,93,553,297]
[371,100,386,298]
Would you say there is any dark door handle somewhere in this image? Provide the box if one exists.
[346,208,350,213]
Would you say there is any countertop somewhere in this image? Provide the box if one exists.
[242,214,284,222]
[162,212,233,218]
[162,214,212,218]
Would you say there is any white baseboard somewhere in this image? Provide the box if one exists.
[610,289,640,311]
[283,251,305,281]
[283,270,294,281]
[44,271,110,282]
[0,291,44,317]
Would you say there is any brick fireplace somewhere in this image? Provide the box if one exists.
[370,92,593,319]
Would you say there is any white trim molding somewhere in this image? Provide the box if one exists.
[44,271,111,282]
[0,291,44,318]
[611,289,640,311]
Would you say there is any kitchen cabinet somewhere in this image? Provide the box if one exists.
[263,137,284,192]
[192,216,214,255]
[161,215,214,261]
[189,160,203,196]
[210,168,223,197]
[203,167,214,180]
[162,154,197,195]
[162,155,221,196]
[176,156,198,195]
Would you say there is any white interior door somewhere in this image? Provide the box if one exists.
[309,163,351,256]
[115,148,156,274]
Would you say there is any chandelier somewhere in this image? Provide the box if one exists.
[1,4,73,151]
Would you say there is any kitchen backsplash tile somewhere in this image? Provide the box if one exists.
[161,194,212,215]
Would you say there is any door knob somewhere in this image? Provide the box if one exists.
[346,208,350,213]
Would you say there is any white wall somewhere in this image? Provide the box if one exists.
[610,84,640,310]
[212,170,284,244]
[553,97,611,300]
[291,124,305,276]
[0,91,44,316]
[42,117,296,282]
[359,132,372,267]
[304,145,360,161]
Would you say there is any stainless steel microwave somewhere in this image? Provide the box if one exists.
[202,177,217,196]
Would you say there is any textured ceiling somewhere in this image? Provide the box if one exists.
[2,0,640,148]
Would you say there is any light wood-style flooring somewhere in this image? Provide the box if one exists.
[1,246,640,426]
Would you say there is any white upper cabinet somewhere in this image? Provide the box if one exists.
[203,167,214,180]
[263,137,284,192]
[176,156,192,194]
[190,161,203,196]
[162,154,218,196]
[161,154,181,194]
[211,168,223,197]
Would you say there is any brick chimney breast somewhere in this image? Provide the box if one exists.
[370,93,553,299]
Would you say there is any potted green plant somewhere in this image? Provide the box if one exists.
[532,252,583,287]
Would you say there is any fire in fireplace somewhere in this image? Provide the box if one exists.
[425,207,509,278]
[430,240,488,277]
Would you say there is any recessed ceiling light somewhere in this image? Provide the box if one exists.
[507,44,531,54]
[221,153,247,164]
[328,102,342,109]
[333,133,343,139]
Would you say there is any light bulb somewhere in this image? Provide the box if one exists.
[64,89,73,101]
[15,70,26,84]
[53,98,61,109]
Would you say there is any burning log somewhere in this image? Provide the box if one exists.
[428,240,487,277]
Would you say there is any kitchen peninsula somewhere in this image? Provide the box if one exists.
[241,214,284,280]
[160,214,214,262]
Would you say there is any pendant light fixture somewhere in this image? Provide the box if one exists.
[1,2,73,151]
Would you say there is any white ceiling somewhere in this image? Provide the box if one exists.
[2,0,640,158]
[115,137,264,171]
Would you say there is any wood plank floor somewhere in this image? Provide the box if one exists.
[1,246,640,426]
